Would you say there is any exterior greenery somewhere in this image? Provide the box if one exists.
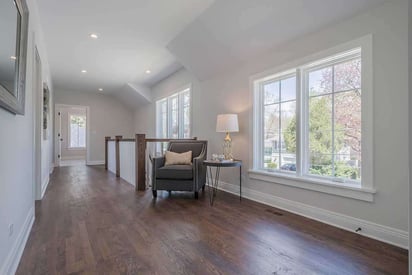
[284,96,359,179]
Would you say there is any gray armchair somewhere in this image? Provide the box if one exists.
[151,140,207,199]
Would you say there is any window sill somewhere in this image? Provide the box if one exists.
[248,169,376,202]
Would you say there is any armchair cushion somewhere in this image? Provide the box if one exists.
[165,150,192,166]
[157,165,193,180]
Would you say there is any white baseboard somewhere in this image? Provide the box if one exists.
[217,180,409,249]
[40,175,50,200]
[0,206,35,275]
[86,160,105,166]
[49,164,54,174]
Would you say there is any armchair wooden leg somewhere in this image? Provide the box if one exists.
[194,192,199,199]
[202,185,205,192]
[152,190,157,198]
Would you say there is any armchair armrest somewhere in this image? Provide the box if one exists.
[152,156,165,190]
[193,151,207,190]
[152,156,165,170]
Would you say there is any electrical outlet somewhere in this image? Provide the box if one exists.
[9,224,14,237]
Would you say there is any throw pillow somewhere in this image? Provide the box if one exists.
[165,150,192,166]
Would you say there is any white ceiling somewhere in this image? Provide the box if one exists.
[36,0,386,106]
[167,0,386,81]
[36,0,214,97]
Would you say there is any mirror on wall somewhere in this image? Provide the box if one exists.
[0,0,29,115]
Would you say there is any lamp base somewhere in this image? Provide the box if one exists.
[223,139,233,160]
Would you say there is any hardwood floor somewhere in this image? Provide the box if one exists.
[16,165,407,275]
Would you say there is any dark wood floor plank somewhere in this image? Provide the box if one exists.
[15,165,408,275]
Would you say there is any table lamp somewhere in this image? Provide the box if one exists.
[216,114,239,160]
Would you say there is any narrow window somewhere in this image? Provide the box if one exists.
[69,114,86,148]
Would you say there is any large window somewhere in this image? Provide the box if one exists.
[253,47,367,187]
[69,114,86,148]
[156,87,191,139]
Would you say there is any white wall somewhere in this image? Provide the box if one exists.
[135,1,409,247]
[134,68,200,137]
[0,0,54,273]
[55,91,134,163]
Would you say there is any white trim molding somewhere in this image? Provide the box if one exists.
[216,180,408,249]
[0,206,35,275]
[86,160,105,166]
[249,169,375,202]
[40,174,50,199]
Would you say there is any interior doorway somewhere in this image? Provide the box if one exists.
[55,104,89,167]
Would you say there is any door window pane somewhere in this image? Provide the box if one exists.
[69,115,86,148]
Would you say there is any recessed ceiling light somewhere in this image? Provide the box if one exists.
[145,70,151,74]
[90,33,98,39]
[81,70,87,73]
[10,56,16,60]
[98,88,103,92]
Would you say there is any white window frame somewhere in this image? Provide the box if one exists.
[249,35,375,202]
[68,112,86,150]
[156,85,192,139]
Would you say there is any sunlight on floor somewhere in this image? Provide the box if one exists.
[59,159,86,167]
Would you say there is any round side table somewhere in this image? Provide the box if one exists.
[203,160,242,206]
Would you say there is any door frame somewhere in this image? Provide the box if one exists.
[33,46,42,200]
[55,104,90,166]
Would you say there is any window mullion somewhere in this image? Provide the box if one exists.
[259,83,265,169]
[296,68,303,176]
[179,92,184,138]
[331,65,335,178]
[278,82,282,169]
[167,98,171,138]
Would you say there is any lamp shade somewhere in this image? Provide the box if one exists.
[216,114,239,133]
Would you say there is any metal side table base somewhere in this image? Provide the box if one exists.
[207,166,221,206]
[204,160,242,206]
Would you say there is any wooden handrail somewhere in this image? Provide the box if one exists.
[104,136,111,170]
[119,138,136,142]
[145,137,197,142]
[115,136,122,177]
[135,134,198,191]
[135,134,146,191]
[105,134,199,191]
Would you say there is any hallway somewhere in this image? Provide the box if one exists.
[16,166,408,274]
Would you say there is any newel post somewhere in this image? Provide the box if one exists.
[135,134,146,191]
[115,135,122,177]
[104,136,110,170]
